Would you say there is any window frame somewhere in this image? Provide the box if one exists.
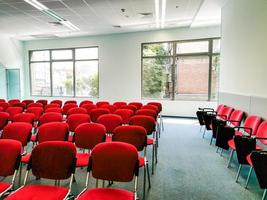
[29,46,99,98]
[141,37,220,101]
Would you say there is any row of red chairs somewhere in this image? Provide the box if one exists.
[197,104,267,200]
[0,139,141,200]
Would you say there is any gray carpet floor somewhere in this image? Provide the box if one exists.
[2,118,264,199]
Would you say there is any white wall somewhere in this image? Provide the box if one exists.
[219,0,267,117]
[23,27,220,117]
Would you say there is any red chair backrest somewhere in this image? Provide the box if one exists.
[50,100,62,107]
[79,100,93,107]
[36,100,48,106]
[96,114,123,133]
[81,104,97,114]
[74,123,106,150]
[30,141,76,180]
[66,114,91,132]
[0,102,9,111]
[229,110,244,126]
[62,103,78,115]
[13,113,35,124]
[39,112,63,126]
[27,102,43,108]
[8,99,20,106]
[96,101,110,108]
[147,102,162,112]
[256,121,267,145]
[22,100,34,107]
[67,107,87,116]
[26,107,44,121]
[0,112,9,130]
[90,142,138,182]
[129,115,156,135]
[220,106,234,120]
[100,105,118,113]
[90,108,110,122]
[0,99,5,103]
[2,122,32,147]
[216,104,224,113]
[45,104,60,110]
[64,100,77,105]
[141,105,159,113]
[45,107,63,114]
[6,107,23,121]
[114,109,134,124]
[129,102,143,110]
[113,125,147,151]
[0,139,22,176]
[113,102,127,109]
[120,105,138,113]
[11,102,26,110]
[37,122,69,143]
[243,115,262,135]
[135,109,157,120]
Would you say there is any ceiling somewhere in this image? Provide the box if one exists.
[0,0,227,40]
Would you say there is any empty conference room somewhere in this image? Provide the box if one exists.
[0,0,266,199]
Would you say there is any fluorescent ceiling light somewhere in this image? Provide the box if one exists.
[161,0,166,28]
[61,20,80,31]
[45,10,65,21]
[24,0,48,11]
[155,0,160,28]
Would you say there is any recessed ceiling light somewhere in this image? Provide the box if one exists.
[24,0,48,11]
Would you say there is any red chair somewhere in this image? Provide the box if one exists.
[27,102,43,108]
[6,107,23,121]
[90,108,110,123]
[129,102,143,110]
[96,101,109,108]
[129,115,157,174]
[45,107,63,114]
[227,115,261,167]
[141,105,159,114]
[62,103,78,115]
[114,109,134,124]
[64,100,77,105]
[100,104,118,113]
[74,123,106,168]
[21,100,34,107]
[67,114,90,142]
[11,102,26,110]
[38,112,63,126]
[113,101,127,109]
[79,100,93,107]
[81,104,97,114]
[44,103,60,110]
[26,107,44,121]
[0,99,5,103]
[5,141,76,200]
[1,122,32,150]
[96,114,123,134]
[113,125,150,199]
[0,107,3,112]
[36,100,48,107]
[67,107,87,116]
[12,113,35,125]
[0,112,9,131]
[0,102,9,111]
[135,109,157,120]
[121,105,138,113]
[0,139,22,198]
[76,142,139,200]
[148,102,162,113]
[8,99,20,106]
[50,100,62,107]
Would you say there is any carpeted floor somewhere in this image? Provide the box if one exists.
[2,118,263,200]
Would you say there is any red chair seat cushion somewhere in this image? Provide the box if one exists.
[30,135,36,142]
[235,131,243,136]
[105,135,112,142]
[147,138,154,145]
[21,153,31,164]
[77,188,134,200]
[228,139,263,151]
[138,156,145,167]
[76,153,90,167]
[5,185,68,200]
[246,154,253,166]
[0,182,11,194]
[68,135,73,142]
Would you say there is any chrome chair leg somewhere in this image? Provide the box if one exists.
[236,164,242,182]
[227,149,234,168]
[262,189,267,200]
[245,166,253,189]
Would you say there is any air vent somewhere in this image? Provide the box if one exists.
[112,25,121,28]
[138,12,153,19]
[30,34,59,39]
[48,21,63,26]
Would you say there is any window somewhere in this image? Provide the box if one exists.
[142,38,220,101]
[29,47,99,97]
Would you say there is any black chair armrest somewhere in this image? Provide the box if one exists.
[234,126,253,136]
[198,107,214,111]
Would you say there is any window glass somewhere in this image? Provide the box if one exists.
[52,50,72,60]
[30,51,49,61]
[143,43,173,57]
[75,48,98,60]
[213,39,221,53]
[30,62,51,96]
[176,41,209,54]
[211,55,220,100]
